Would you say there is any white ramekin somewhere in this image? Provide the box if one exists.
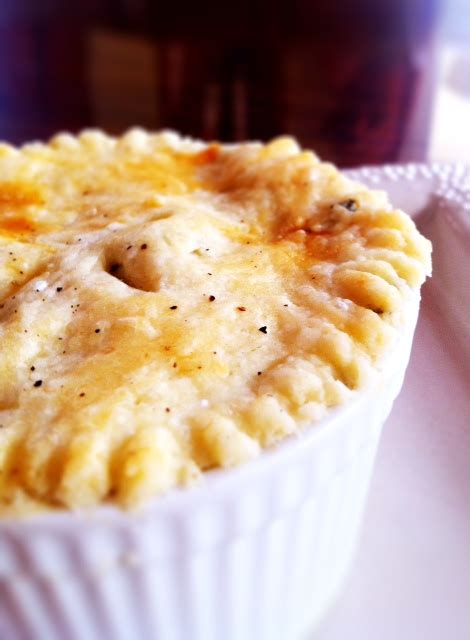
[0,299,420,640]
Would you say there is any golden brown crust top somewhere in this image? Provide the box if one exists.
[0,130,431,514]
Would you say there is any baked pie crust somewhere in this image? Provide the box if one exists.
[0,130,431,513]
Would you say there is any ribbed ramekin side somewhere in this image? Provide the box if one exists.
[0,434,384,640]
[0,397,398,640]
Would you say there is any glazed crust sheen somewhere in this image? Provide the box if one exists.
[0,130,431,513]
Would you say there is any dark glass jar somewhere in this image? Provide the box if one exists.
[0,0,441,166]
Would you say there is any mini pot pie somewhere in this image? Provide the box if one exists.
[0,130,431,514]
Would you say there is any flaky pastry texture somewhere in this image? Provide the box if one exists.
[0,130,431,514]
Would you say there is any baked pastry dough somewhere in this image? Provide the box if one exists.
[0,130,431,513]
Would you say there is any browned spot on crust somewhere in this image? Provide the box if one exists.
[0,182,43,209]
[0,217,36,234]
[0,182,44,236]
[194,144,221,165]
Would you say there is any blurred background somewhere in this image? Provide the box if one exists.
[0,0,467,167]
